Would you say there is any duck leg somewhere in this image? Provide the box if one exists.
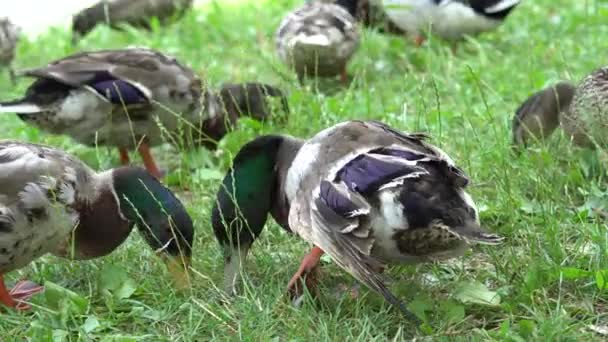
[414,35,426,47]
[287,246,324,301]
[137,142,163,179]
[0,275,17,308]
[118,147,130,165]
[0,277,43,310]
[340,67,349,84]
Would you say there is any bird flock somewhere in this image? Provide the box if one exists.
[0,0,606,327]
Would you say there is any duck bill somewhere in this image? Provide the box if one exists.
[163,255,192,290]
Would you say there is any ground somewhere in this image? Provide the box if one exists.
[1,0,608,340]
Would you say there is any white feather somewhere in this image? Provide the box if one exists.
[0,103,42,113]
[290,33,332,47]
[484,0,520,14]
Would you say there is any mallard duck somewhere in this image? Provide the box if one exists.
[72,0,193,42]
[0,17,21,84]
[563,67,608,149]
[0,48,284,178]
[276,1,361,83]
[512,82,575,149]
[211,120,503,318]
[381,0,521,45]
[0,140,194,310]
[200,82,289,149]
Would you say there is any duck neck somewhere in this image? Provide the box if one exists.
[64,171,133,260]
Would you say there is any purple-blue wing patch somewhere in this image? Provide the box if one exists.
[89,79,147,104]
[373,147,469,187]
[319,181,361,217]
[337,154,420,195]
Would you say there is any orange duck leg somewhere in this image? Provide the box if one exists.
[287,246,325,300]
[137,142,163,179]
[1,276,44,311]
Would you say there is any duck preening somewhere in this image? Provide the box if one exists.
[211,120,503,320]
[0,140,194,310]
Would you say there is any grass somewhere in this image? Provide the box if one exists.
[1,0,608,340]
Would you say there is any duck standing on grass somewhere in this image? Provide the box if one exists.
[0,48,286,179]
[0,141,194,310]
[276,0,361,83]
[0,17,21,85]
[72,0,193,42]
[211,120,503,319]
[381,0,521,46]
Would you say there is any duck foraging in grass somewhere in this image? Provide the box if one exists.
[0,17,21,85]
[72,0,193,42]
[0,140,194,310]
[276,1,361,83]
[512,82,575,149]
[0,48,285,178]
[200,82,290,149]
[211,120,503,319]
[381,0,521,46]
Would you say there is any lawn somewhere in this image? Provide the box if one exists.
[1,0,608,340]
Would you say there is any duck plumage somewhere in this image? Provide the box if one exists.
[564,67,608,148]
[212,120,503,319]
[512,82,575,149]
[72,0,193,41]
[276,1,360,81]
[0,140,194,309]
[381,0,520,41]
[0,48,285,177]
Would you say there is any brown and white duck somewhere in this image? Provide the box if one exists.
[72,0,193,42]
[0,140,194,310]
[276,1,361,83]
[0,48,287,178]
[211,120,503,319]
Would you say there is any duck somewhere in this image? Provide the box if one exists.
[72,0,193,42]
[276,1,361,83]
[0,140,194,310]
[200,82,290,149]
[563,67,608,149]
[380,0,521,46]
[211,120,503,319]
[0,17,21,84]
[512,82,575,149]
[0,48,286,178]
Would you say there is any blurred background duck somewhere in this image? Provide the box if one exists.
[512,69,608,156]
[381,0,521,46]
[512,82,575,149]
[0,48,287,178]
[72,0,193,43]
[276,0,360,83]
[0,141,194,310]
[211,120,503,317]
[0,17,21,85]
